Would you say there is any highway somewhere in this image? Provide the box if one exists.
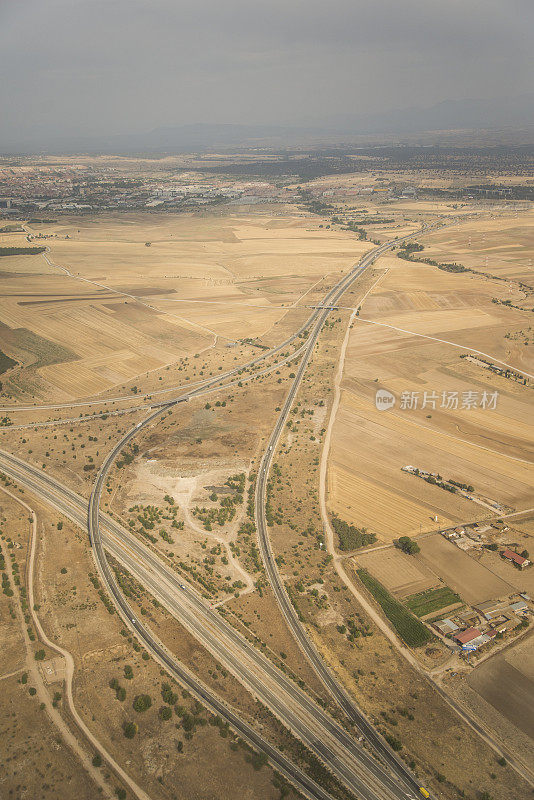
[0,228,443,800]
[0,448,415,800]
[255,240,433,800]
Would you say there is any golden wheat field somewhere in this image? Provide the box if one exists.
[0,211,369,400]
[327,219,534,541]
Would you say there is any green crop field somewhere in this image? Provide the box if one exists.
[0,350,17,374]
[0,246,46,257]
[356,568,433,647]
[405,586,462,618]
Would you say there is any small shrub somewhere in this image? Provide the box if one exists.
[123,721,138,739]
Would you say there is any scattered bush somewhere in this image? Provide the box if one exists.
[133,694,152,712]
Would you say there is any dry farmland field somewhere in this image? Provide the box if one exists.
[0,210,370,402]
[1,159,534,800]
[417,534,513,604]
[326,210,534,544]
[468,631,534,740]
[354,547,438,597]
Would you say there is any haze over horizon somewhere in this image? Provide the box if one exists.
[1,0,533,151]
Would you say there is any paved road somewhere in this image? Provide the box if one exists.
[2,342,310,431]
[0,450,338,800]
[0,449,417,800]
[0,253,333,415]
[254,233,439,800]
[0,229,442,800]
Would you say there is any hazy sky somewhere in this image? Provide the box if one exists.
[1,0,533,144]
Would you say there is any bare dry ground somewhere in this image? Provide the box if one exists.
[0,481,299,800]
[1,177,532,799]
[241,297,531,800]
[0,491,105,800]
[478,547,534,596]
[419,211,534,284]
[0,673,97,800]
[468,631,534,741]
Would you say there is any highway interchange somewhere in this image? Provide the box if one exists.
[1,447,412,800]
[0,228,442,800]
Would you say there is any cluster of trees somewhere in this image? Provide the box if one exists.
[193,473,246,530]
[394,536,420,555]
[109,677,126,701]
[133,693,152,712]
[128,501,183,543]
[421,473,457,494]
[89,572,115,614]
[344,222,367,240]
[331,514,376,551]
[116,443,138,469]
[397,242,478,276]
[1,546,13,596]
[397,242,424,259]
[246,475,256,518]
[265,476,284,527]
[448,479,474,492]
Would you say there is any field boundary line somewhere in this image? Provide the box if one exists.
[353,316,534,381]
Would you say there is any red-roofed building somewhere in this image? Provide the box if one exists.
[454,627,482,645]
[502,549,530,569]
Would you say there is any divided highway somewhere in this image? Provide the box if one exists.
[255,241,433,799]
[0,450,411,800]
[0,227,443,800]
[0,449,341,800]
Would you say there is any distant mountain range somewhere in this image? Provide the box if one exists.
[3,94,533,153]
[325,93,534,135]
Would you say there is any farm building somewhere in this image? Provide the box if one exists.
[501,549,530,569]
[455,536,474,551]
[509,600,529,614]
[469,633,492,647]
[475,600,510,621]
[433,618,459,636]
[491,617,520,634]
[456,610,480,627]
[454,627,482,645]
